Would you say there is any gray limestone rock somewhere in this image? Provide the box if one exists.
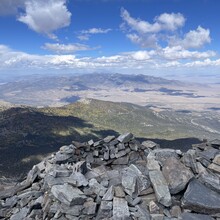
[10,207,29,220]
[104,150,110,160]
[51,168,72,178]
[113,197,130,220]
[198,171,220,193]
[154,149,179,166]
[117,143,126,151]
[73,161,88,174]
[182,178,220,214]
[54,152,72,164]
[60,145,75,154]
[149,201,160,214]
[103,135,115,143]
[117,133,133,143]
[114,186,125,198]
[51,184,87,206]
[199,148,219,161]
[182,150,199,174]
[35,161,46,172]
[181,212,215,220]
[83,200,97,215]
[89,178,107,197]
[3,195,18,208]
[88,139,94,146]
[115,150,127,158]
[142,140,158,149]
[136,203,151,219]
[96,201,113,219]
[147,155,160,171]
[44,174,77,188]
[26,165,40,184]
[170,205,181,218]
[150,214,165,220]
[70,172,88,187]
[59,203,83,216]
[208,163,220,174]
[112,155,129,165]
[210,139,220,148]
[149,170,172,207]
[122,167,137,198]
[162,157,194,194]
[102,185,114,200]
[106,170,121,186]
[213,154,220,165]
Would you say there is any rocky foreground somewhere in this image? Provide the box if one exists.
[0,133,220,220]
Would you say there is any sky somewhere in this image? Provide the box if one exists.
[0,0,220,79]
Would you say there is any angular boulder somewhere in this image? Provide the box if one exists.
[162,157,194,194]
[51,184,87,206]
[182,178,220,214]
[181,212,214,220]
[113,197,130,220]
[149,170,172,207]
[117,133,133,143]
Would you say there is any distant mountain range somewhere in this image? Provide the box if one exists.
[0,72,219,111]
[0,99,220,178]
[0,73,196,103]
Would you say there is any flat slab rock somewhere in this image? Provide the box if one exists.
[182,178,220,214]
[162,157,193,194]
[113,197,130,220]
[51,184,87,206]
[117,132,133,143]
[149,170,172,207]
[181,212,215,220]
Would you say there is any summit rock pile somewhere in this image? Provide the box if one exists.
[0,133,220,220]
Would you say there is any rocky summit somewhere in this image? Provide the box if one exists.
[0,133,220,220]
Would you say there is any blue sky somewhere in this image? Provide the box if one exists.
[0,0,220,79]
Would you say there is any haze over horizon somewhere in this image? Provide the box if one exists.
[0,0,219,82]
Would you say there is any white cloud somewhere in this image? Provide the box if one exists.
[0,44,219,76]
[0,0,24,16]
[127,33,158,48]
[77,35,90,41]
[170,26,211,49]
[156,13,185,31]
[128,51,151,61]
[121,8,185,48]
[184,58,220,67]
[17,0,71,39]
[159,46,216,60]
[43,43,92,54]
[78,28,111,41]
[121,8,185,34]
[81,28,111,34]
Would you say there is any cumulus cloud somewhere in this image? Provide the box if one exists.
[120,8,185,48]
[156,13,185,31]
[121,8,185,34]
[184,58,220,67]
[43,43,92,54]
[0,44,219,75]
[169,26,211,49]
[127,33,158,48]
[17,0,71,39]
[78,28,111,41]
[0,0,24,16]
[127,51,152,61]
[158,46,216,60]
